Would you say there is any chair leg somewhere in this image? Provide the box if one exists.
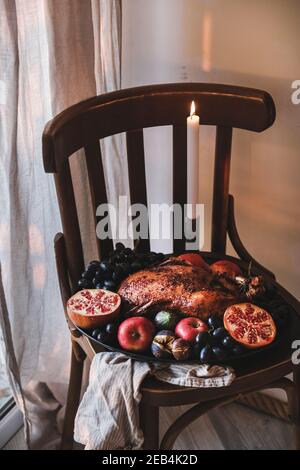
[292,366,300,450]
[61,343,84,450]
[140,400,159,450]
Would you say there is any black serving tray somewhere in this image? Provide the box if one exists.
[75,318,287,367]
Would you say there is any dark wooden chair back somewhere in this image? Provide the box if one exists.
[43,83,276,288]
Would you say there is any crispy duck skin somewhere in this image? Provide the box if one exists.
[118,259,243,320]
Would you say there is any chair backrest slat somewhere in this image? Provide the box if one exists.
[43,84,275,173]
[173,123,187,253]
[126,129,150,252]
[211,126,233,254]
[84,141,113,259]
[54,161,84,287]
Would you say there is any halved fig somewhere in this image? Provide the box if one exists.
[223,303,276,348]
[67,289,121,329]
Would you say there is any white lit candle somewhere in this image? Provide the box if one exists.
[187,101,200,219]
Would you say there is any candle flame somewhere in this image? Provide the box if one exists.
[190,100,196,118]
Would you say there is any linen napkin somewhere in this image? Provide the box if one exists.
[74,352,235,450]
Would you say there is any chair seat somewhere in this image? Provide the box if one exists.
[141,360,292,407]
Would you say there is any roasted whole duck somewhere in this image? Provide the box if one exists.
[118,258,265,320]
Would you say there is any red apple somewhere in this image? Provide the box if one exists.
[175,317,208,343]
[210,260,241,277]
[177,253,210,271]
[118,317,155,352]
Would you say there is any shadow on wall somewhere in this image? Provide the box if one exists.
[122,0,300,299]
[198,66,300,299]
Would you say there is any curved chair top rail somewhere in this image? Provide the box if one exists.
[43,82,275,172]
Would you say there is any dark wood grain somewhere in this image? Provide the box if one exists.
[54,162,84,287]
[61,345,85,450]
[140,401,159,450]
[85,141,113,259]
[126,129,150,252]
[227,194,275,279]
[211,126,232,254]
[173,123,187,253]
[43,83,275,172]
[54,233,71,308]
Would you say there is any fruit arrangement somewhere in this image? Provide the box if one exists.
[85,303,281,363]
[77,243,164,292]
[67,249,290,364]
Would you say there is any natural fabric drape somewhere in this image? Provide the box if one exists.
[0,0,124,449]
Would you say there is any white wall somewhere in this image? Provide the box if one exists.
[122,0,300,300]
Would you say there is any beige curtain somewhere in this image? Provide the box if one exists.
[0,0,124,449]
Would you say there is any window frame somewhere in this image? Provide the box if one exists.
[0,399,23,449]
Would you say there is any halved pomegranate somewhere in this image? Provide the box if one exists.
[223,303,276,348]
[67,289,121,329]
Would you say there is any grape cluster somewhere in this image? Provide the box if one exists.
[193,315,244,363]
[254,282,289,330]
[77,243,165,292]
[91,323,119,346]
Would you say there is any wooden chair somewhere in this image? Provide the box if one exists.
[42,83,300,450]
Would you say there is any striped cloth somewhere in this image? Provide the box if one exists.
[154,363,235,388]
[74,352,235,450]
